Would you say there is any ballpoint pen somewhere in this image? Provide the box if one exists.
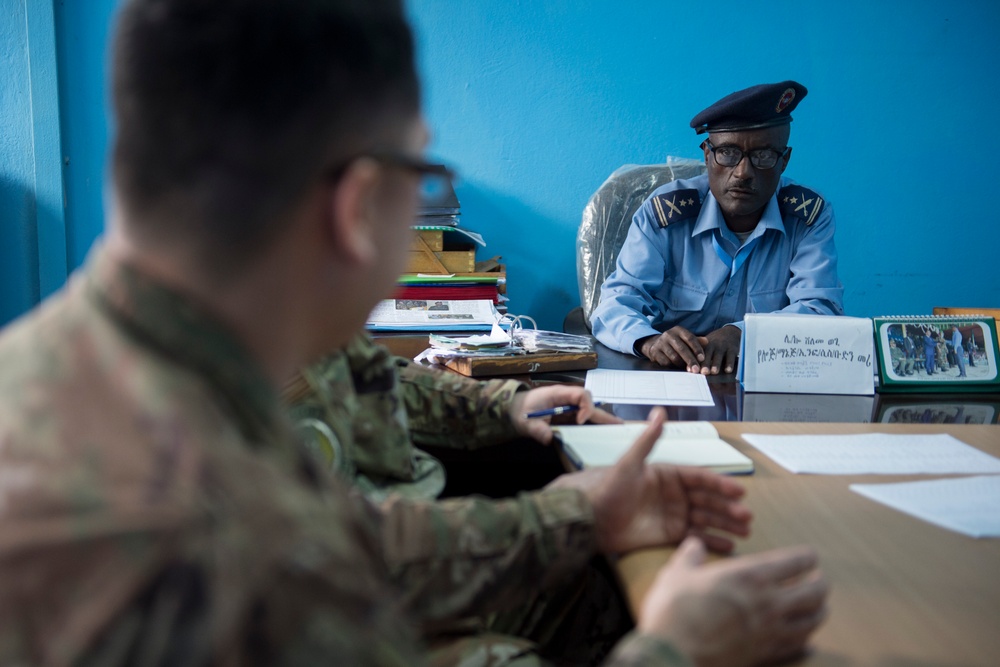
[523,403,605,419]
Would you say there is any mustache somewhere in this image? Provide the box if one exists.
[728,179,757,192]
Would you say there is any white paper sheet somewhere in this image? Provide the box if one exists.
[850,475,1000,538]
[741,433,1000,475]
[584,369,715,407]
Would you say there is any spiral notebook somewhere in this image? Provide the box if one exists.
[872,315,1000,393]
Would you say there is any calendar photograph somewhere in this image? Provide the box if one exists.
[873,316,1000,393]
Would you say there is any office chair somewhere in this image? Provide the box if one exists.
[566,157,707,333]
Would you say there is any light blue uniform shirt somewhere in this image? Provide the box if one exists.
[591,173,844,356]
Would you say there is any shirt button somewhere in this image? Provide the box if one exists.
[727,290,734,296]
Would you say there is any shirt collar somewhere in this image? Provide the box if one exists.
[83,244,284,449]
[691,188,787,241]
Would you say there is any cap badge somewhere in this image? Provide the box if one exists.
[776,88,796,113]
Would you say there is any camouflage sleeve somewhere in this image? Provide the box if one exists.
[603,633,694,666]
[397,360,528,449]
[0,443,426,667]
[373,487,596,626]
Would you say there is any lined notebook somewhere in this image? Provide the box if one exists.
[552,421,754,475]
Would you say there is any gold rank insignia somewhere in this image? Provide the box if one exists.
[651,188,701,228]
[778,185,824,226]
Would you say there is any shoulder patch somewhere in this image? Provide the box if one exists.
[650,189,701,228]
[778,185,824,226]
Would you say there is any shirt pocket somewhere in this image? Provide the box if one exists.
[748,288,789,313]
[663,280,709,313]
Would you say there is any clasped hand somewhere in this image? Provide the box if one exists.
[640,324,742,375]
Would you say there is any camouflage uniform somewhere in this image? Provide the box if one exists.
[936,340,949,372]
[288,335,638,666]
[0,248,688,667]
[889,342,912,375]
[286,333,527,501]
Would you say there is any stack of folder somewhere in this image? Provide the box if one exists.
[394,274,504,305]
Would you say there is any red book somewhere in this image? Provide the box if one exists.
[393,285,499,304]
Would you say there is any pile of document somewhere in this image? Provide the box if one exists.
[415,328,522,365]
[427,332,525,355]
[514,329,594,354]
[414,323,594,366]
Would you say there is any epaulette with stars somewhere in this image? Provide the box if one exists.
[778,185,824,226]
[650,189,701,228]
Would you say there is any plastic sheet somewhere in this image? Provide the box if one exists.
[576,157,707,329]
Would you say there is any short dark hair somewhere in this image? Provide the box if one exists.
[111,0,419,269]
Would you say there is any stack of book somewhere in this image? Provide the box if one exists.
[373,166,508,330]
[408,171,481,273]
[394,274,503,305]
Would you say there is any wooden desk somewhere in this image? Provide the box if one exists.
[618,422,1000,666]
[374,333,1000,425]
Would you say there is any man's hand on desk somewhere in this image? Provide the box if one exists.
[510,385,621,445]
[546,406,829,664]
[639,325,741,375]
[546,407,752,555]
[639,537,829,667]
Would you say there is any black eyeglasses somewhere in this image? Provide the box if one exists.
[703,141,790,170]
[328,151,457,206]
[366,151,454,179]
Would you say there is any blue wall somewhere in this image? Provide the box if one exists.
[1,0,38,323]
[3,1,998,330]
[0,0,67,324]
[408,0,1000,329]
[54,0,119,270]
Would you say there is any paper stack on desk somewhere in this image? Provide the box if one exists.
[422,330,525,360]
[514,329,594,354]
[414,323,598,377]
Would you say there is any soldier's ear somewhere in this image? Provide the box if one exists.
[326,158,381,266]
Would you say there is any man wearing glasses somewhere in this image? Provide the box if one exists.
[0,6,829,666]
[592,81,844,374]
